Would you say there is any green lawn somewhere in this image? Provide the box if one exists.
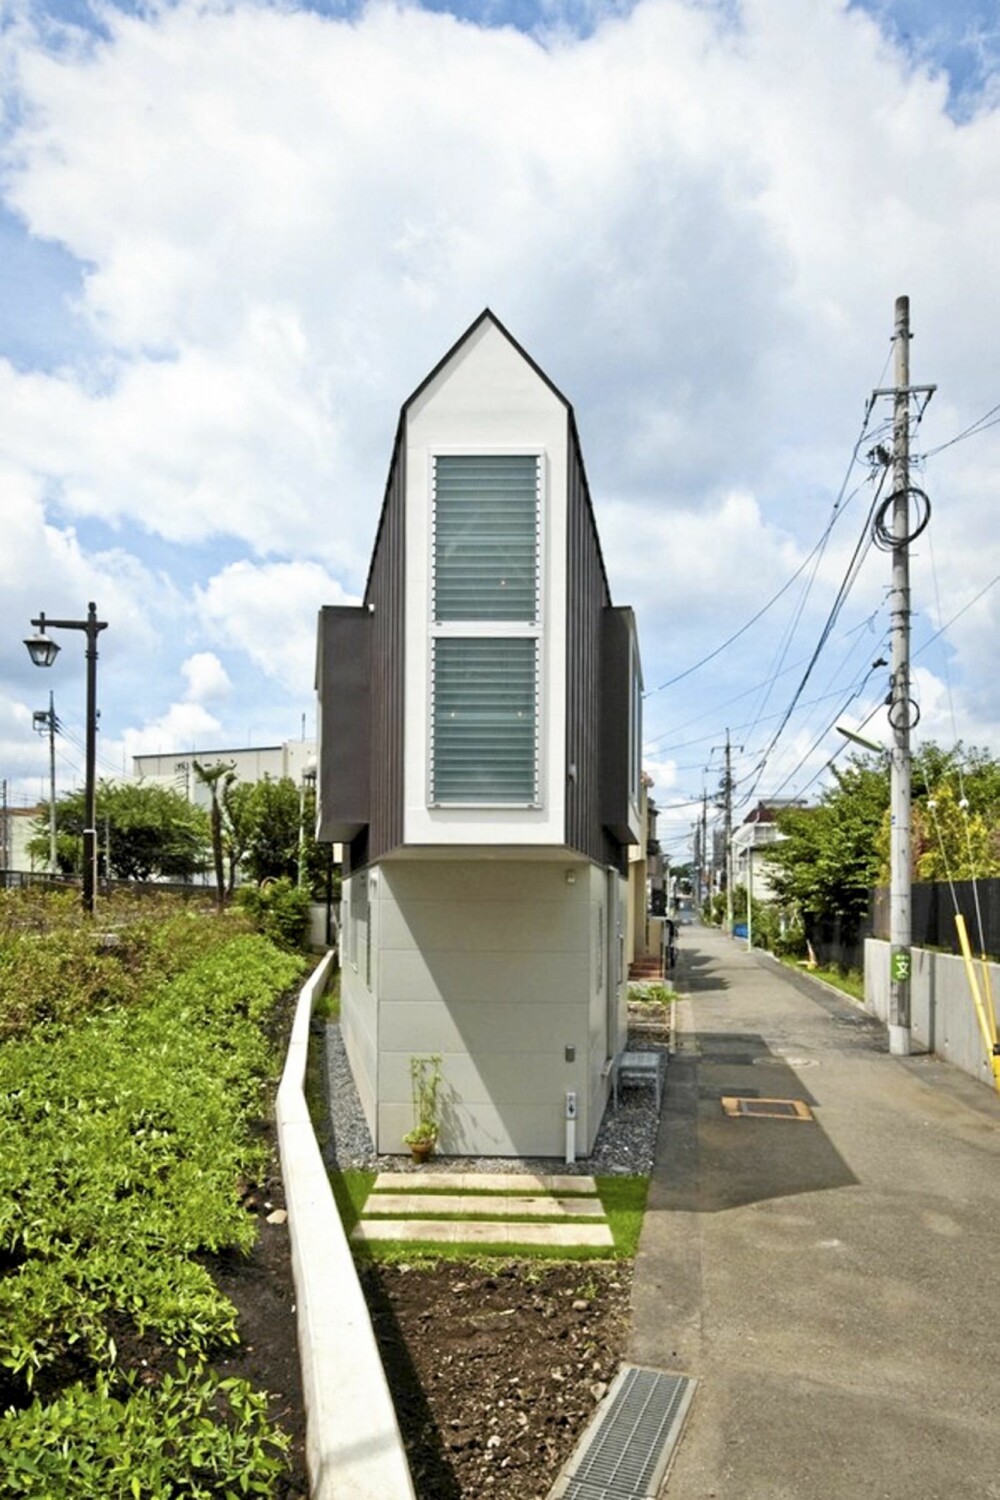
[326,1170,649,1265]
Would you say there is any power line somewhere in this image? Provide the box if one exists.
[734,463,892,809]
[919,402,1000,460]
[644,385,890,702]
[642,608,885,752]
[913,574,999,659]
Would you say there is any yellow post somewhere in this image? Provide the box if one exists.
[955,914,1000,1093]
[979,954,997,1047]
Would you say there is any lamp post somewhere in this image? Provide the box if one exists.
[24,603,108,914]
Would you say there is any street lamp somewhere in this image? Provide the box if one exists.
[836,725,885,755]
[24,603,108,914]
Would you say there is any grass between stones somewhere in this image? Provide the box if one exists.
[329,1169,648,1264]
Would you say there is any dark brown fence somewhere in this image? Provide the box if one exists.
[869,879,1000,961]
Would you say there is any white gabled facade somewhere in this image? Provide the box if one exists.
[320,312,643,1160]
[403,317,569,848]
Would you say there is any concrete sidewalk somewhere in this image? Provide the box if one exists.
[630,924,1000,1500]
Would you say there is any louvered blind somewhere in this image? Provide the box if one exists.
[432,637,538,803]
[433,455,538,622]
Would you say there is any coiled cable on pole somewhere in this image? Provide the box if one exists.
[872,485,931,551]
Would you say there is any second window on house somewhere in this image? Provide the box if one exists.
[430,453,541,806]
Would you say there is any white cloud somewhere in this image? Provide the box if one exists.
[196,560,360,689]
[0,0,997,813]
[121,702,224,762]
[180,652,232,705]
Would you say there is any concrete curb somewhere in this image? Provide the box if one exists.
[276,953,416,1500]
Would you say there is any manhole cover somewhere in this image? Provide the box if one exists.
[721,1097,814,1121]
[751,1056,818,1068]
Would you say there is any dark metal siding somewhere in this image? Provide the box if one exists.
[361,426,406,870]
[316,606,371,843]
[564,419,627,876]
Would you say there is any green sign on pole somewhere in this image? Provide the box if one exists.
[891,948,911,983]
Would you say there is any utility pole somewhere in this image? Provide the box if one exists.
[712,731,738,936]
[872,296,935,1056]
[34,692,58,872]
[700,791,708,912]
[48,693,57,873]
[889,296,913,1056]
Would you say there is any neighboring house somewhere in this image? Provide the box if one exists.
[732,798,805,903]
[133,741,317,808]
[316,310,643,1159]
[0,804,46,872]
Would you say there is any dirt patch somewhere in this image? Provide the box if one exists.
[205,1157,309,1499]
[361,1260,633,1499]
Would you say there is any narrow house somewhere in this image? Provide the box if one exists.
[316,311,642,1158]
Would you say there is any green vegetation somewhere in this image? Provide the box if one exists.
[236,876,312,950]
[702,741,1000,974]
[403,1053,443,1150]
[0,887,251,1042]
[0,892,305,1493]
[785,961,865,1003]
[26,766,341,904]
[627,981,675,1005]
[28,781,210,882]
[339,1175,649,1264]
[597,1175,649,1257]
[328,1170,377,1239]
[767,742,1000,938]
[2,1361,288,1498]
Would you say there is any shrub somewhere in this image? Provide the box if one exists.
[627,982,675,1005]
[0,934,304,1394]
[236,878,312,950]
[0,890,252,1042]
[1,1360,289,1497]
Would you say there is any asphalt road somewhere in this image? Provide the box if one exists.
[630,923,1000,1500]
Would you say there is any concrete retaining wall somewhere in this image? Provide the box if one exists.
[276,952,415,1500]
[865,938,999,1090]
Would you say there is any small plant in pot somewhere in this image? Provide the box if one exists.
[403,1053,442,1162]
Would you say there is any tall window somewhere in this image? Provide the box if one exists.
[430,454,541,806]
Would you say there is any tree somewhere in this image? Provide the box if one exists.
[766,741,1000,938]
[29,782,209,882]
[193,760,236,908]
[910,745,1000,881]
[237,777,304,885]
[765,757,890,938]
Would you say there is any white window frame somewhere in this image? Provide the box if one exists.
[427,449,545,809]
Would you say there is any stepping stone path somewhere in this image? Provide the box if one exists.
[351,1172,614,1249]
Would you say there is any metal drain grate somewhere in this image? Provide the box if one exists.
[548,1365,695,1500]
[721,1096,813,1121]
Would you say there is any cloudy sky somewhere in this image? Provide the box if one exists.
[1,0,998,858]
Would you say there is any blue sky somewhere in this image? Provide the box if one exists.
[1,0,998,854]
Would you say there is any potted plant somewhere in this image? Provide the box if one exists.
[403,1053,442,1162]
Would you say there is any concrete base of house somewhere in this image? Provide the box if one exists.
[340,854,629,1159]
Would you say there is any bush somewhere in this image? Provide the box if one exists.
[627,982,675,1005]
[2,1360,289,1497]
[0,929,305,1453]
[0,890,252,1043]
[236,878,312,951]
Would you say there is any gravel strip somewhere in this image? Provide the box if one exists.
[321,1019,668,1177]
